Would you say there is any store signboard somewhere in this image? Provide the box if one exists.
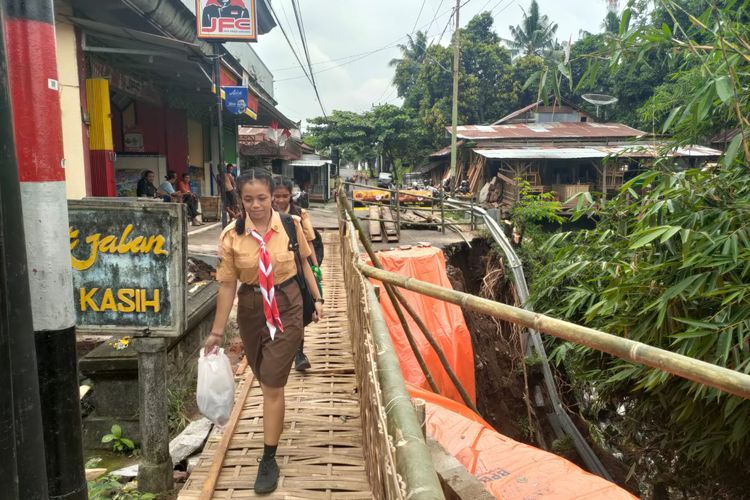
[196,0,257,41]
[223,86,249,115]
[68,199,187,336]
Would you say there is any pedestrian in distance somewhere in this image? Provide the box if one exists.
[204,168,324,494]
[224,163,240,219]
[272,177,324,372]
[136,169,167,198]
[177,172,203,226]
[159,170,186,203]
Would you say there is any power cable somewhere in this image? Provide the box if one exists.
[274,28,449,83]
[424,0,447,34]
[375,0,436,105]
[266,0,314,87]
[272,1,459,76]
[291,0,327,117]
[410,0,429,34]
[278,0,304,59]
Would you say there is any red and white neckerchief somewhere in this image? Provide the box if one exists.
[249,226,284,339]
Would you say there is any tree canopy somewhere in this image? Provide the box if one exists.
[506,0,558,57]
[528,1,750,495]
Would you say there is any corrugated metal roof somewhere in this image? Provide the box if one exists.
[451,122,645,140]
[473,144,722,160]
[429,140,464,157]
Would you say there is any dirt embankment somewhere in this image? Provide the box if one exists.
[444,239,638,494]
[443,239,532,442]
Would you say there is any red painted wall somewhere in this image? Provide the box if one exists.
[113,101,188,175]
[165,108,188,174]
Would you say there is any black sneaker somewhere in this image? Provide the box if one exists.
[254,456,279,494]
[294,350,311,371]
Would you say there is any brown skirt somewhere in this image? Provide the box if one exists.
[236,280,303,388]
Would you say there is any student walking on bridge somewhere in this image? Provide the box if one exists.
[272,177,323,372]
[204,169,324,494]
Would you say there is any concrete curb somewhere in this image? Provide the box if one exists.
[188,221,221,236]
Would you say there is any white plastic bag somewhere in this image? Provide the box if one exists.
[196,348,235,426]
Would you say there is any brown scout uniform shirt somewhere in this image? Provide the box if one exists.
[216,210,311,285]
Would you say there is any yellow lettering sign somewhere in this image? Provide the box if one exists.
[80,287,99,311]
[70,224,168,271]
[77,287,162,313]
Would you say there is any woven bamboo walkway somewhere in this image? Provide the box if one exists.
[179,233,372,499]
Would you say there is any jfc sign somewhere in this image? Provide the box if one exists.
[196,0,258,41]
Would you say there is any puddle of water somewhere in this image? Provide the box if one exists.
[84,449,138,472]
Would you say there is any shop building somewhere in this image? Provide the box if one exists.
[53,0,295,200]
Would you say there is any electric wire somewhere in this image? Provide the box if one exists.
[291,0,327,116]
[266,0,314,88]
[272,1,460,78]
[411,0,429,34]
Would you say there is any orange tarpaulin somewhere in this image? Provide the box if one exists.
[408,385,637,499]
[367,246,476,405]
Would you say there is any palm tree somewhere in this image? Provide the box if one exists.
[389,31,428,98]
[602,11,620,33]
[506,0,558,57]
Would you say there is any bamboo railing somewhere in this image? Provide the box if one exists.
[339,210,445,499]
[339,186,750,401]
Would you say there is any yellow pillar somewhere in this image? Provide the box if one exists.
[85,78,115,196]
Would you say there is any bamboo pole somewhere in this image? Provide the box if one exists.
[356,264,750,401]
[340,188,479,411]
[340,191,440,393]
[392,284,479,414]
[440,190,446,234]
[365,284,445,500]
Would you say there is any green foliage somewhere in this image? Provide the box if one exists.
[506,0,559,57]
[307,12,533,166]
[389,31,429,99]
[87,475,156,500]
[510,179,563,240]
[526,1,750,493]
[101,424,136,454]
[532,165,750,490]
[168,385,194,437]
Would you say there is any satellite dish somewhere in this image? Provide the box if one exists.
[582,93,618,118]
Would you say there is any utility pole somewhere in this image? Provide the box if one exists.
[2,0,86,498]
[0,6,50,498]
[448,0,461,189]
[214,44,227,228]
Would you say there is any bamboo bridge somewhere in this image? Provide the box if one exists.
[179,192,750,500]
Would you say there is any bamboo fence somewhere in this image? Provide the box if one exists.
[340,212,445,500]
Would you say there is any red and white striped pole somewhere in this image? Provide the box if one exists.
[3,0,86,498]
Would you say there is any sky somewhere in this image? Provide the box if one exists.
[252,0,615,126]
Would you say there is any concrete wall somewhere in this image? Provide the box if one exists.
[55,10,89,199]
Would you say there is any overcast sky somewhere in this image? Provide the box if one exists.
[253,0,614,125]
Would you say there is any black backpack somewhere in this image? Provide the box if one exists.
[312,229,324,265]
[279,213,314,327]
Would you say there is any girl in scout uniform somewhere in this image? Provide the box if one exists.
[272,177,319,372]
[204,169,324,494]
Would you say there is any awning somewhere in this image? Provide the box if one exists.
[289,160,331,167]
[474,147,607,159]
[474,144,722,160]
[69,16,205,59]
